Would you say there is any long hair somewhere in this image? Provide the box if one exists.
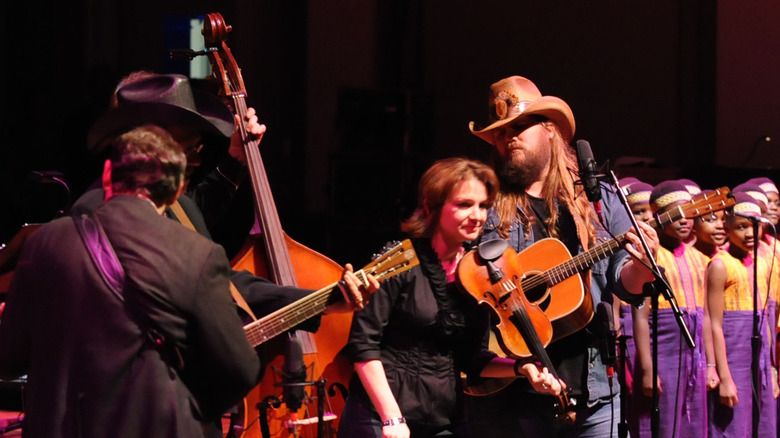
[493,121,597,245]
[109,124,186,206]
[401,158,499,238]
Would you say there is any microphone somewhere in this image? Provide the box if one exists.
[281,337,307,418]
[575,140,602,203]
[596,302,617,368]
[733,210,773,225]
[29,170,66,183]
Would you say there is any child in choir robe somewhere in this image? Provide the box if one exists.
[708,192,778,437]
[678,178,701,247]
[734,180,780,402]
[746,177,780,229]
[745,177,780,436]
[615,178,654,394]
[630,180,714,438]
[693,207,727,258]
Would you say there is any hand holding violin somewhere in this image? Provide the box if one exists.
[520,362,566,396]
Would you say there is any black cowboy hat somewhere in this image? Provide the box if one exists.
[87,74,235,152]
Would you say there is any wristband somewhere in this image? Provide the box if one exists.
[707,363,716,368]
[381,417,406,427]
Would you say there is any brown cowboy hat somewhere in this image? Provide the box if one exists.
[469,76,576,145]
[87,74,235,152]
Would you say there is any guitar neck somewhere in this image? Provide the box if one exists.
[542,206,682,286]
[243,271,369,347]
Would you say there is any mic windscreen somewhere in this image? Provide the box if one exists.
[596,301,615,333]
[282,336,307,412]
[575,140,602,203]
[596,302,617,365]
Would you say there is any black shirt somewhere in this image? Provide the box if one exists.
[526,195,588,396]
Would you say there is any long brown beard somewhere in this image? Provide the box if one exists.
[496,159,539,193]
[494,142,550,194]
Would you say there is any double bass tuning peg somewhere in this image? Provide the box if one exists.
[169,48,217,60]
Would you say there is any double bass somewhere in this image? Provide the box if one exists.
[201,13,355,437]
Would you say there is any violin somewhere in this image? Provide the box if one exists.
[458,238,576,425]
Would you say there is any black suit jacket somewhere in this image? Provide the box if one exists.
[0,195,260,437]
[72,189,319,331]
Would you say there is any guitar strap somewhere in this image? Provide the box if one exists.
[168,201,196,231]
[570,205,593,292]
[169,201,258,321]
[230,282,257,321]
[73,212,125,300]
[72,212,185,370]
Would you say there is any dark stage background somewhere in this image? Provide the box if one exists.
[2,0,780,268]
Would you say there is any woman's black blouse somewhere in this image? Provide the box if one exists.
[343,239,497,427]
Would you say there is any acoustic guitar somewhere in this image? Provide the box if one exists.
[226,239,416,437]
[463,187,734,396]
[243,239,418,348]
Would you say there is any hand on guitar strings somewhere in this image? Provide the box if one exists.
[521,362,566,396]
[326,263,380,314]
[228,106,266,165]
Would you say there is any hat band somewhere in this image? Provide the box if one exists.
[652,191,691,210]
[759,182,779,194]
[493,99,532,121]
[745,190,768,205]
[626,192,651,205]
[683,185,701,195]
[734,202,762,215]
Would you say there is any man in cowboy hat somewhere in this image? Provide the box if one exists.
[465,76,659,437]
[71,73,379,436]
[86,72,259,233]
[76,72,374,321]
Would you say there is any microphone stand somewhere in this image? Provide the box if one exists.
[610,172,695,438]
[29,171,71,217]
[750,220,760,438]
[617,332,631,438]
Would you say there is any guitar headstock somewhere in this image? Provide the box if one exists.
[360,240,419,283]
[654,186,735,228]
[679,186,735,218]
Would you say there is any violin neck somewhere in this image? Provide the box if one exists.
[509,305,560,380]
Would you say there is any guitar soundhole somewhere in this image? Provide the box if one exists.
[522,273,550,310]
